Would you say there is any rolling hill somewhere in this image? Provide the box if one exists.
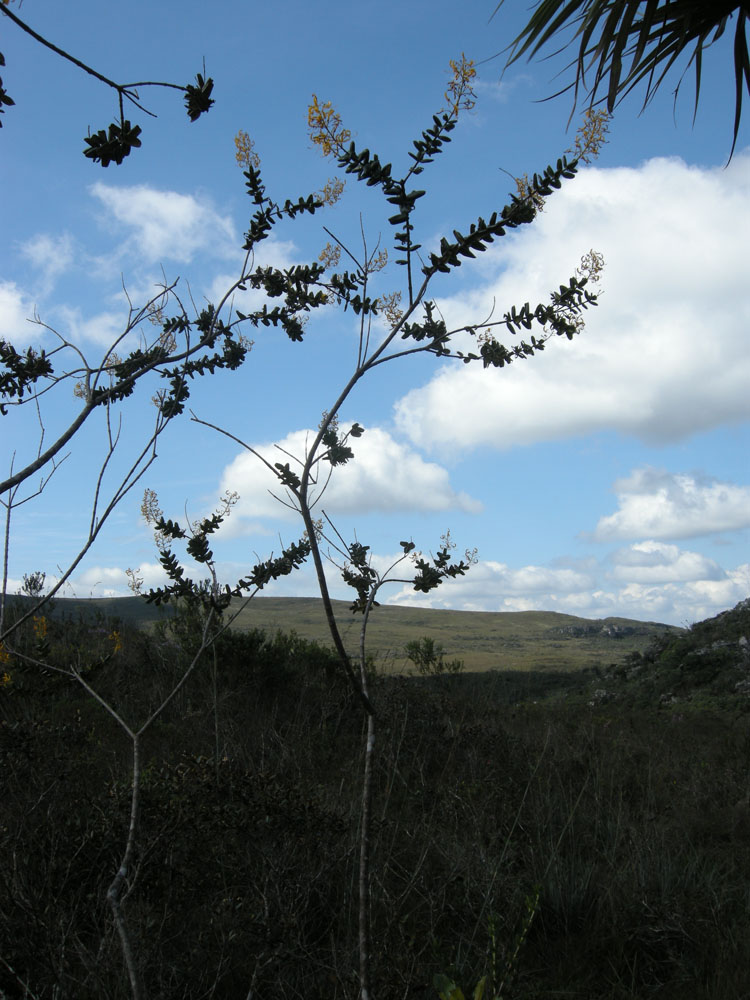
[9,594,683,673]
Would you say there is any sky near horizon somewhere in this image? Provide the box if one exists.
[2,0,749,628]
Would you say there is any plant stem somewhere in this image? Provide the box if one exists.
[106,735,144,1000]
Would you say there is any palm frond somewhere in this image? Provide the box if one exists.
[495,0,750,158]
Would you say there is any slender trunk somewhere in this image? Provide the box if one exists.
[359,710,375,1000]
[0,488,12,635]
[357,588,379,1000]
[106,735,144,1000]
[298,503,374,714]
[212,641,221,784]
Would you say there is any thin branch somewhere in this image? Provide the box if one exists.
[1,405,166,645]
[2,3,184,118]
[0,281,185,496]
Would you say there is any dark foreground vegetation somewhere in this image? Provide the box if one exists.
[2,599,750,998]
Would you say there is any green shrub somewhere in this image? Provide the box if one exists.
[405,636,464,677]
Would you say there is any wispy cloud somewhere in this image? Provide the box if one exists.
[19,233,75,295]
[474,73,533,105]
[90,183,236,265]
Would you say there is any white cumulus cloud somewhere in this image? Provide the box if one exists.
[601,568,750,626]
[609,540,725,583]
[64,560,214,599]
[218,425,482,530]
[394,153,750,452]
[593,467,750,541]
[384,548,749,626]
[73,565,134,598]
[55,305,131,349]
[0,281,38,345]
[90,183,236,264]
[388,557,595,612]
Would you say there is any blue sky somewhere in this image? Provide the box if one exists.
[2,0,749,626]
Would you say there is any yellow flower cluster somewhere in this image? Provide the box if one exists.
[370,249,388,273]
[141,487,163,527]
[109,630,123,654]
[317,176,345,206]
[514,109,610,218]
[444,54,477,117]
[1,641,12,687]
[514,173,547,214]
[567,109,611,164]
[33,615,47,640]
[318,242,342,269]
[234,129,261,170]
[577,248,606,284]
[545,249,606,337]
[141,488,171,553]
[377,290,403,327]
[126,567,144,596]
[308,95,351,157]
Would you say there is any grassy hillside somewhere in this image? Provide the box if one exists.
[12,593,682,673]
[233,597,682,672]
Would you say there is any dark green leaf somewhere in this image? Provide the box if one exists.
[83,120,142,167]
[184,73,215,121]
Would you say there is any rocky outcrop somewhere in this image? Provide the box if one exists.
[553,623,643,639]
[588,598,750,707]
